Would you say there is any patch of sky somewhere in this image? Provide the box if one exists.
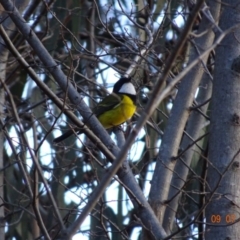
[130,227,141,240]
[144,162,156,197]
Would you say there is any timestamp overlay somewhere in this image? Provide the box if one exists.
[210,212,239,224]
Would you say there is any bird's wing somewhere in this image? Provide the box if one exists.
[94,93,122,117]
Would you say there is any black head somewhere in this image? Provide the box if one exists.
[113,77,136,95]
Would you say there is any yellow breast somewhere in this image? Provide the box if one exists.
[98,95,136,129]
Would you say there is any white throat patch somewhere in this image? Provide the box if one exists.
[118,82,136,95]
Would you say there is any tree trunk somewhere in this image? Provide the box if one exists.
[206,0,240,238]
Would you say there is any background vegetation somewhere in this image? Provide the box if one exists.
[0,0,239,239]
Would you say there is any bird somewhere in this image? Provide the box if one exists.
[53,77,137,143]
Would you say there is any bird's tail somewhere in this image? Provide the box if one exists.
[53,128,78,143]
